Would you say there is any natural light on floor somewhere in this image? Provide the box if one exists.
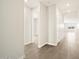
[67,32,76,47]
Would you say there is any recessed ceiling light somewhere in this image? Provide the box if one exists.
[66,3,70,7]
[24,0,28,3]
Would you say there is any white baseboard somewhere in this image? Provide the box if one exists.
[24,41,32,45]
[48,42,57,46]
[48,39,62,46]
[38,42,48,48]
[38,39,63,48]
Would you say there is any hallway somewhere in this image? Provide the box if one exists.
[24,30,79,59]
[24,0,79,59]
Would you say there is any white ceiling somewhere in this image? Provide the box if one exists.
[57,0,79,14]
[25,0,79,21]
[41,0,79,16]
[40,0,59,6]
[24,0,39,8]
[57,0,79,22]
[24,0,59,8]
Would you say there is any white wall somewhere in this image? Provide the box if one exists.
[48,5,64,46]
[32,6,40,45]
[64,10,79,23]
[56,8,64,43]
[39,3,48,47]
[31,3,64,47]
[48,5,57,45]
[0,0,24,58]
[31,3,48,48]
[24,4,32,45]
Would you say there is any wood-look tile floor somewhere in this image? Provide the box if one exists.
[24,32,79,59]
